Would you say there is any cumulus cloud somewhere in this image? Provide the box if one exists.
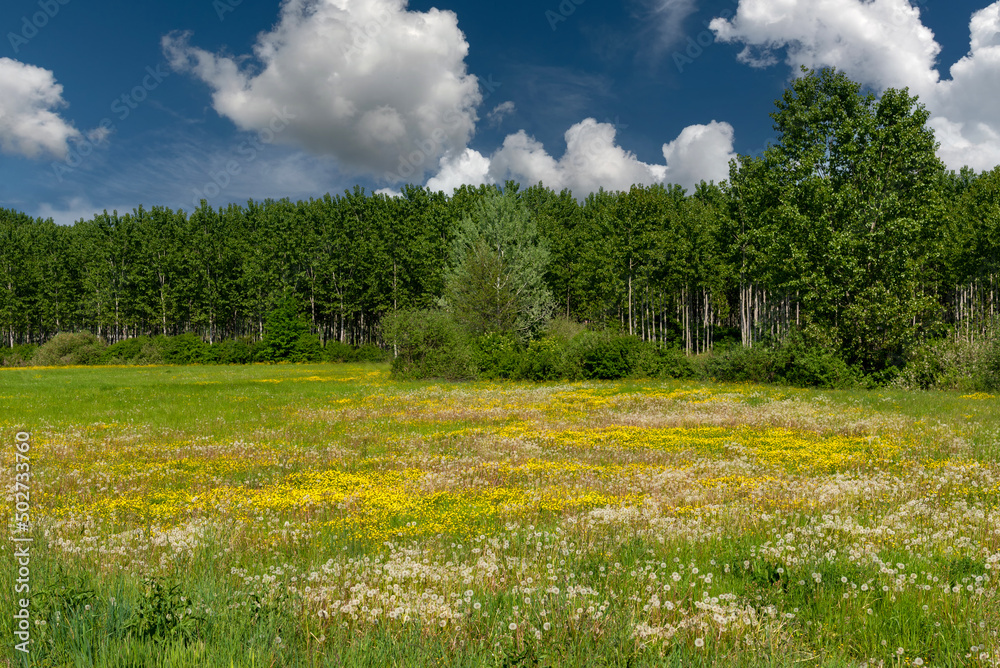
[426,148,494,193]
[163,0,481,182]
[0,57,80,159]
[424,118,735,196]
[660,121,736,187]
[710,0,1000,171]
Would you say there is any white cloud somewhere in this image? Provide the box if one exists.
[426,148,494,194]
[0,57,80,159]
[426,118,735,197]
[35,197,132,226]
[660,121,736,187]
[487,101,516,127]
[163,0,481,182]
[710,0,1000,171]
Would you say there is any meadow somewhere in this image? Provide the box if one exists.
[1,363,998,667]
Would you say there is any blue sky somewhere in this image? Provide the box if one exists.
[1,0,997,224]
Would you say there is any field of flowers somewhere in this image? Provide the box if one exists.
[1,363,999,667]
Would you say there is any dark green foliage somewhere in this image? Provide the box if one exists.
[352,343,391,363]
[472,325,693,382]
[518,337,568,381]
[324,340,356,362]
[473,331,522,380]
[0,343,37,366]
[323,341,389,363]
[702,331,859,389]
[256,297,312,363]
[32,332,106,366]
[382,309,477,380]
[894,330,1000,391]
[208,337,257,365]
[156,334,211,365]
[569,332,641,380]
[123,578,202,642]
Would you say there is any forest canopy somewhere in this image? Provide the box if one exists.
[1,69,999,382]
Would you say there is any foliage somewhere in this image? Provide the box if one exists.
[727,67,944,374]
[31,332,106,366]
[893,330,1000,391]
[473,331,523,380]
[123,578,202,642]
[702,330,859,389]
[382,308,477,380]
[256,297,314,363]
[157,334,212,365]
[1,70,998,389]
[444,188,555,340]
[0,343,37,366]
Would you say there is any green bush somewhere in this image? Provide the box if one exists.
[0,343,38,367]
[98,336,169,365]
[382,309,477,380]
[208,337,257,365]
[633,343,696,380]
[701,330,858,389]
[255,297,330,364]
[323,340,356,362]
[156,334,210,365]
[353,343,391,363]
[474,332,522,380]
[31,332,106,366]
[894,331,1000,391]
[779,330,859,389]
[518,337,567,381]
[568,332,641,380]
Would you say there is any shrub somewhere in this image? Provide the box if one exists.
[701,330,858,389]
[353,343,391,363]
[323,340,356,363]
[257,297,312,363]
[31,332,106,366]
[156,334,210,365]
[100,336,156,365]
[208,337,257,365]
[894,331,1000,391]
[518,337,567,381]
[382,309,477,380]
[568,332,641,380]
[633,343,696,380]
[474,332,522,380]
[779,329,859,389]
[0,343,38,367]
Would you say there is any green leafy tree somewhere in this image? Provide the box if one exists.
[444,188,554,339]
[728,67,945,373]
[257,296,311,362]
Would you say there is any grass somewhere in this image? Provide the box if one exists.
[0,363,998,666]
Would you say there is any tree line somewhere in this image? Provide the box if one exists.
[1,68,999,376]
